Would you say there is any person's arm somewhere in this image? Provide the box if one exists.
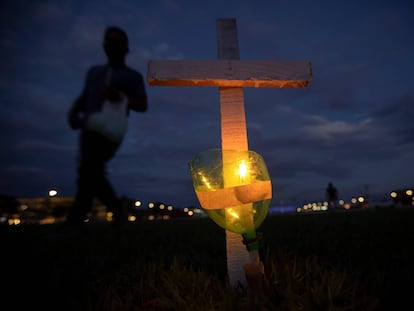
[68,92,86,130]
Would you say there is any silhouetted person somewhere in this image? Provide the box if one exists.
[66,26,147,226]
[326,182,338,208]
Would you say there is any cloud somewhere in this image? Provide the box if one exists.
[301,116,372,143]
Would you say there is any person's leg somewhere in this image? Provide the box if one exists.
[91,133,126,223]
[66,131,100,225]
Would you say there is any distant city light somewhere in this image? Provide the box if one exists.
[7,184,414,225]
[390,188,414,205]
[8,218,21,225]
[106,212,113,221]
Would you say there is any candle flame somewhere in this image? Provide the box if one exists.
[238,160,247,179]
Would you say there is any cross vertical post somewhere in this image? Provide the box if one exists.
[217,18,253,288]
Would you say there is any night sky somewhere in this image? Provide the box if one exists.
[1,0,413,208]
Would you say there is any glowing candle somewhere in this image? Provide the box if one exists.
[189,148,271,241]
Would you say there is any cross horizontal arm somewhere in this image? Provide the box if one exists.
[147,60,312,88]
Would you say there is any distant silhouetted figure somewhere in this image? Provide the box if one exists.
[66,26,148,226]
[326,182,338,209]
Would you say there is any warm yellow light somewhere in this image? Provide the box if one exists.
[189,149,271,234]
[238,160,248,180]
[49,189,57,197]
[167,205,173,211]
[199,172,212,190]
[8,218,21,225]
[358,196,364,203]
[227,208,240,219]
[390,192,397,198]
[106,212,113,221]
[135,201,141,207]
[148,202,154,208]
[406,189,413,196]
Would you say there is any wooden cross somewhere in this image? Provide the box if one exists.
[147,18,312,288]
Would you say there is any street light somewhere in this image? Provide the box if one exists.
[48,189,58,197]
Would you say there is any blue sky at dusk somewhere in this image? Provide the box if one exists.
[1,0,413,207]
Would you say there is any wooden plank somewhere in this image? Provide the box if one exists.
[220,87,248,149]
[147,60,312,88]
[216,18,251,289]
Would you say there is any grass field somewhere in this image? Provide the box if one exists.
[1,207,413,310]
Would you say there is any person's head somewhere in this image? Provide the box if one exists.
[103,26,129,66]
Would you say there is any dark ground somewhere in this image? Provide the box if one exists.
[1,207,414,310]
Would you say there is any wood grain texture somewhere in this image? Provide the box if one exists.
[147,60,312,88]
